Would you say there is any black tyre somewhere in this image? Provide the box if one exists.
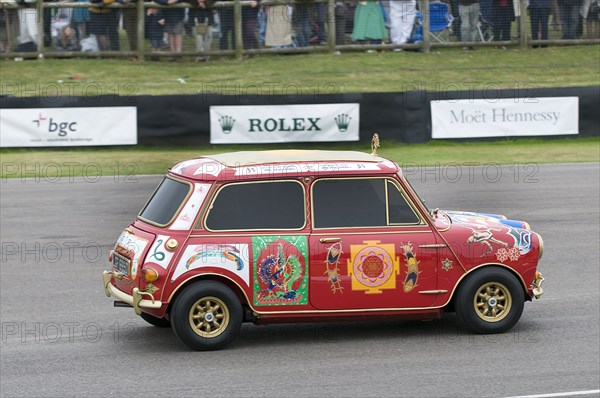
[170,280,242,350]
[140,312,171,328]
[455,267,525,334]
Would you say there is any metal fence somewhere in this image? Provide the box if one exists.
[1,0,598,61]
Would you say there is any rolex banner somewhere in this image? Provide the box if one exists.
[210,104,360,144]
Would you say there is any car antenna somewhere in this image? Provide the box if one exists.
[371,133,380,156]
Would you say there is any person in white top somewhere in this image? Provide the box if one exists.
[390,0,417,46]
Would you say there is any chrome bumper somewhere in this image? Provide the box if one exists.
[103,271,161,315]
[530,273,545,299]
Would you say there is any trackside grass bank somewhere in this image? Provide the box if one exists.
[1,46,599,96]
[1,137,598,179]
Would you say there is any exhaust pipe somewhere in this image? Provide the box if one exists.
[114,300,133,308]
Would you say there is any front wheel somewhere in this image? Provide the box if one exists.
[170,281,242,350]
[455,267,525,334]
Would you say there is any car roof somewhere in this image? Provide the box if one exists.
[169,150,400,181]
[205,150,383,166]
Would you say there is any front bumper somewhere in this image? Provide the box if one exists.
[530,272,545,299]
[103,271,161,315]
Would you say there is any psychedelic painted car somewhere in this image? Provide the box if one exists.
[103,150,544,350]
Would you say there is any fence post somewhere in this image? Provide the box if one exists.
[327,0,336,54]
[420,0,430,54]
[234,0,243,60]
[136,0,145,61]
[519,0,527,49]
[36,0,44,59]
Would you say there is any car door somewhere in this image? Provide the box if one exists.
[178,179,312,309]
[308,177,439,310]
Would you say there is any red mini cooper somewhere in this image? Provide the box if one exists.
[103,150,544,350]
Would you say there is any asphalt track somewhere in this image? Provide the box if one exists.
[1,163,599,398]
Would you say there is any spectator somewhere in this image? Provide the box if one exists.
[344,1,357,35]
[145,7,165,60]
[88,0,120,51]
[219,0,235,50]
[557,0,567,31]
[381,0,391,38]
[550,0,560,31]
[55,24,80,51]
[190,0,214,60]
[389,0,417,46]
[447,0,462,41]
[530,0,551,45]
[43,0,54,47]
[557,0,583,39]
[293,1,312,47]
[51,7,71,39]
[72,0,90,42]
[492,0,514,42]
[242,0,259,49]
[458,0,480,44]
[586,0,600,39]
[335,1,348,45]
[314,1,327,44]
[1,8,15,53]
[121,0,138,55]
[576,6,584,38]
[16,0,38,52]
[352,0,388,44]
[155,0,186,55]
[265,4,292,47]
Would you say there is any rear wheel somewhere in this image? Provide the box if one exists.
[455,267,524,334]
[140,312,171,328]
[170,281,242,350]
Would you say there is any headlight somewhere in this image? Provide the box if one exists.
[141,267,159,283]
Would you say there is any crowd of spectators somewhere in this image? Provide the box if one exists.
[0,0,598,57]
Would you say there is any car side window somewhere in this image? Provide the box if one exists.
[387,181,420,225]
[312,178,386,228]
[312,178,420,228]
[205,181,305,231]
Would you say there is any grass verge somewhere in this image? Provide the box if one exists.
[1,46,599,96]
[1,137,598,179]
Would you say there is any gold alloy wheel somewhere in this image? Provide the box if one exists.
[188,296,230,338]
[473,282,512,322]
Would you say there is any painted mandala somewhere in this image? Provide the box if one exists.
[508,246,521,261]
[353,248,394,288]
[496,248,509,262]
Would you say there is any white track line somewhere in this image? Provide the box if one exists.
[502,390,600,398]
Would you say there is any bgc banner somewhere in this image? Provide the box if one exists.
[0,107,137,147]
[210,103,360,144]
[431,97,579,139]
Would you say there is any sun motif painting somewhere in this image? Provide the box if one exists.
[348,240,400,294]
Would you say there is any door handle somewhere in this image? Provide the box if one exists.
[319,237,341,243]
[418,244,447,249]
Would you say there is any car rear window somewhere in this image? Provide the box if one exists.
[139,177,191,226]
[205,181,305,230]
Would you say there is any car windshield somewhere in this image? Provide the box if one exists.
[139,177,191,226]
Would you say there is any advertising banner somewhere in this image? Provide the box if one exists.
[0,107,137,147]
[210,103,360,144]
[431,97,579,139]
